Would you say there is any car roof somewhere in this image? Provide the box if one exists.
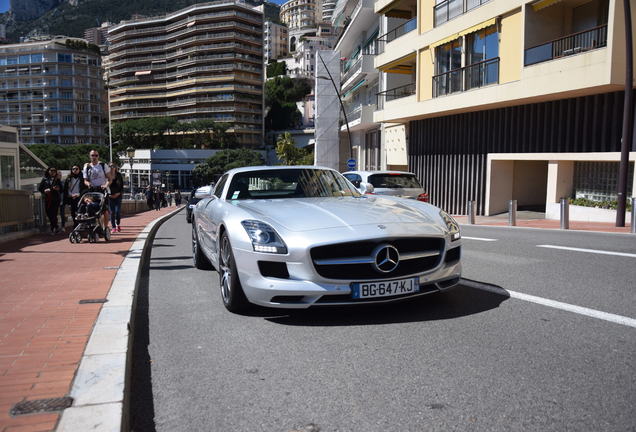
[226,165,337,175]
[342,170,416,176]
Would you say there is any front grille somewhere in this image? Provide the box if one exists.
[311,237,444,280]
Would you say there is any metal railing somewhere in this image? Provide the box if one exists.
[376,82,416,110]
[524,24,608,66]
[434,0,491,27]
[375,18,417,54]
[432,57,499,97]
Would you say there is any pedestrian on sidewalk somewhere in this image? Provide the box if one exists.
[153,189,162,211]
[175,190,182,206]
[108,163,124,233]
[145,186,154,210]
[82,150,111,230]
[167,191,173,207]
[38,167,62,234]
[62,165,86,228]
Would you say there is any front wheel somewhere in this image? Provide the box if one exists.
[218,232,249,313]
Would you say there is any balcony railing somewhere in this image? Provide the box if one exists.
[524,25,608,66]
[432,57,499,97]
[375,18,417,54]
[434,0,491,27]
[376,82,416,110]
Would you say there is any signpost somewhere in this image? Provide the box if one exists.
[347,159,356,170]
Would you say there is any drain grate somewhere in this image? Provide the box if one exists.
[10,397,73,416]
[79,298,109,304]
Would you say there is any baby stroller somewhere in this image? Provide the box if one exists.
[68,190,111,243]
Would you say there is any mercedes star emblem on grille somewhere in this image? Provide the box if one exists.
[372,244,400,273]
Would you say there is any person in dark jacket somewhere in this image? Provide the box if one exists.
[38,167,63,234]
[145,186,154,210]
[62,165,86,228]
[108,163,125,233]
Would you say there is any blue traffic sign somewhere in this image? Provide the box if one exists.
[346,159,356,169]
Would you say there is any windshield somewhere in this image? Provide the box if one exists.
[226,168,361,200]
[368,173,422,189]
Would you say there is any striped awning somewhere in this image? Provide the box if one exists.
[343,79,366,98]
[532,0,563,11]
[430,17,497,49]
[378,52,416,74]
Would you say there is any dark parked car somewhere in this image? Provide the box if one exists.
[186,185,213,223]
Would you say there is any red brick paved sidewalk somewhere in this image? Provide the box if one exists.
[0,206,180,432]
[453,215,633,233]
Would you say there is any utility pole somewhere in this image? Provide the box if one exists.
[617,0,633,227]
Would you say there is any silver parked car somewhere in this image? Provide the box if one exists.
[191,166,461,313]
[343,170,429,202]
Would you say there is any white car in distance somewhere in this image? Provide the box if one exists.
[343,171,429,202]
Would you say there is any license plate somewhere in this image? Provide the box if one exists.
[352,277,419,299]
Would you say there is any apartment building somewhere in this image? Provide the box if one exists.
[0,37,106,146]
[373,0,635,216]
[264,20,289,63]
[107,1,264,147]
[332,0,386,170]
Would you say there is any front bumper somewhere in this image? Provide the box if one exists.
[233,246,461,309]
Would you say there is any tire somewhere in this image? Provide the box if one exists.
[192,223,213,270]
[69,232,81,244]
[218,232,249,313]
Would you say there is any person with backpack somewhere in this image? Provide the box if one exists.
[108,163,125,233]
[62,165,86,228]
[82,150,111,230]
[38,167,63,234]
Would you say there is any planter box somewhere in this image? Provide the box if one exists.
[546,203,632,223]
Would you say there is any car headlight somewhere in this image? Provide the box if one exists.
[241,220,288,254]
[440,211,461,241]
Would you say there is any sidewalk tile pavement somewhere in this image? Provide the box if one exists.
[0,206,179,432]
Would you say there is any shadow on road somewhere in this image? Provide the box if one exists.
[264,282,509,326]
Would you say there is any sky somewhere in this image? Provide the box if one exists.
[0,0,9,14]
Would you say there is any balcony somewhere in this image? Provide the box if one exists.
[524,25,607,66]
[434,0,491,27]
[432,57,499,97]
[341,103,375,131]
[341,54,377,93]
[376,18,416,55]
[376,82,415,110]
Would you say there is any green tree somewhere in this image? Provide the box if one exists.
[275,133,314,165]
[265,77,312,132]
[266,60,287,78]
[28,144,118,170]
[191,148,263,186]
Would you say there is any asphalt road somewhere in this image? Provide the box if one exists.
[130,209,636,432]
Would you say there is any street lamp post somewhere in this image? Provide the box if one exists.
[317,53,353,161]
[126,146,135,199]
[106,72,113,163]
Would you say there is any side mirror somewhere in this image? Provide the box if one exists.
[194,185,212,199]
[359,183,375,194]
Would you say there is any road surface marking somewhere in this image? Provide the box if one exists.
[462,236,498,242]
[461,279,636,329]
[537,245,636,258]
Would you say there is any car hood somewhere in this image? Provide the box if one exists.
[233,196,440,232]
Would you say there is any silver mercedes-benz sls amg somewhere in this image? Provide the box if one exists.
[191,166,461,312]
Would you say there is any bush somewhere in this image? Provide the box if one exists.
[569,197,632,212]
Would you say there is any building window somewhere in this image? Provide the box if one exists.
[57,53,72,63]
[433,25,499,97]
[0,155,16,189]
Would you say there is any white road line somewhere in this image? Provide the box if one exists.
[537,244,636,258]
[461,279,636,329]
[462,236,498,242]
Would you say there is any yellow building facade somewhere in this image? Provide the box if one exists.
[373,0,635,218]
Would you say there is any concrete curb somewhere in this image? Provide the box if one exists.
[56,207,183,432]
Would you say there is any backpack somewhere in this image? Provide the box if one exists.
[84,162,106,179]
